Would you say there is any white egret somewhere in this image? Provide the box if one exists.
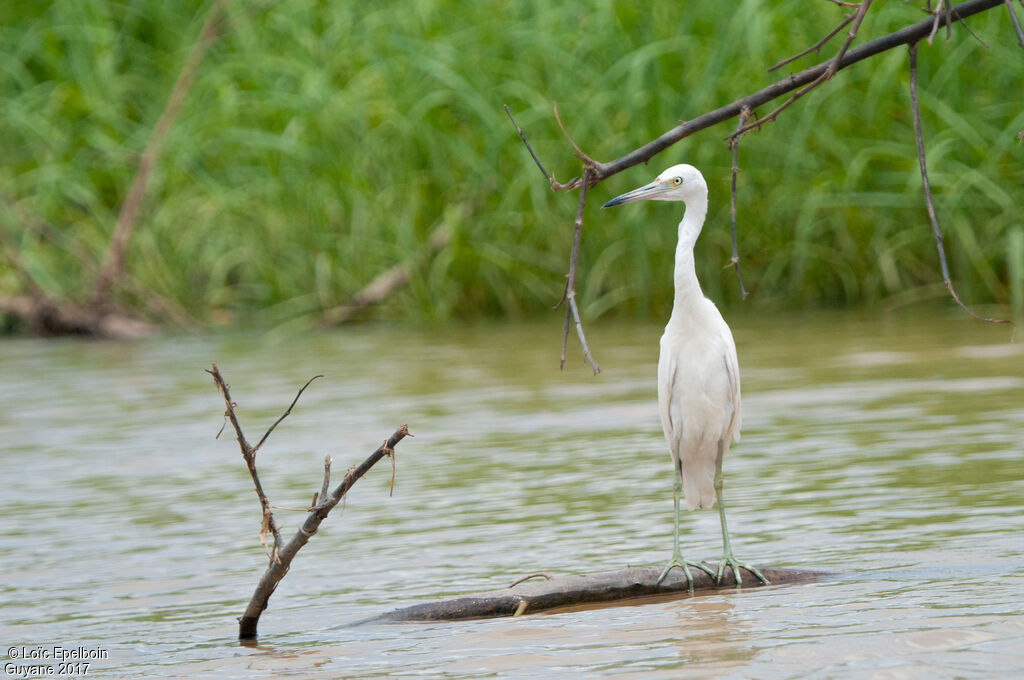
[602,164,768,591]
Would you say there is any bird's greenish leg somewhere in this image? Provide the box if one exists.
[714,447,769,586]
[658,475,715,591]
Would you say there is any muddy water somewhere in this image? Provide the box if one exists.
[1,311,1021,678]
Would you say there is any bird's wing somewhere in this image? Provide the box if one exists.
[719,320,742,445]
[657,342,678,449]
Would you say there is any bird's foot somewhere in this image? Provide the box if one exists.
[657,557,716,592]
[715,555,770,587]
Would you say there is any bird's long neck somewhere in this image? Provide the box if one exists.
[669,196,708,320]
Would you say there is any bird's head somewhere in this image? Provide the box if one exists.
[601,164,707,208]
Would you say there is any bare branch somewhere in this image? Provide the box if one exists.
[730,0,873,140]
[728,112,751,299]
[504,105,552,185]
[907,43,1012,328]
[553,103,598,168]
[238,424,411,639]
[768,13,855,72]
[91,0,227,308]
[253,375,324,454]
[542,0,1002,188]
[558,169,600,375]
[206,363,284,561]
[317,455,332,508]
[507,573,553,588]
[211,364,412,640]
[1006,0,1024,48]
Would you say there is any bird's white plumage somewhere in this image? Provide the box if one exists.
[602,163,766,587]
[658,296,740,510]
[603,163,741,512]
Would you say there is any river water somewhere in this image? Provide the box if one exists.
[1,311,1022,678]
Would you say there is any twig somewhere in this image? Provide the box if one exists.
[504,105,579,191]
[730,0,873,140]
[508,572,553,588]
[547,0,1005,187]
[768,13,856,72]
[556,168,600,375]
[727,113,751,299]
[927,0,944,43]
[553,103,598,168]
[907,43,1012,327]
[503,105,552,185]
[315,455,332,508]
[951,7,990,46]
[254,375,323,453]
[207,363,285,562]
[91,0,227,308]
[382,440,397,497]
[1006,0,1024,48]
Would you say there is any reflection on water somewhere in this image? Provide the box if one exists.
[0,311,1022,678]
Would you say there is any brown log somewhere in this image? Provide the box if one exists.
[362,565,830,623]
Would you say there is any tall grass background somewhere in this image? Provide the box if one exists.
[2,0,1022,329]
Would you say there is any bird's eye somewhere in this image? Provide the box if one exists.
[672,177,682,186]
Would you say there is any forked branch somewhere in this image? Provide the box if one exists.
[207,363,412,640]
[524,0,1002,188]
[506,0,1010,360]
[729,0,874,140]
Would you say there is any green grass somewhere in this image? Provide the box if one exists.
[1,0,1022,329]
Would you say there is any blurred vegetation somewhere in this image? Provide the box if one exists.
[1,0,1022,331]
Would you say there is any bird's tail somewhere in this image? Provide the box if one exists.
[679,457,716,511]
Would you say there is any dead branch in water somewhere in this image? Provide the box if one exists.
[206,363,411,640]
[362,565,830,623]
[0,1,227,338]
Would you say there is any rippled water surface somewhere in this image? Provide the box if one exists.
[1,311,1022,678]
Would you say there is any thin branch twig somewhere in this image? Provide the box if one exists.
[207,363,285,561]
[504,105,552,185]
[253,375,324,454]
[768,13,856,72]
[1006,0,1024,48]
[315,455,332,508]
[727,112,751,299]
[532,0,1003,189]
[504,105,578,190]
[558,168,600,375]
[553,103,598,168]
[729,0,873,140]
[91,0,227,308]
[907,43,1012,328]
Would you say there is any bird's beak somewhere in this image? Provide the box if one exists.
[601,181,668,208]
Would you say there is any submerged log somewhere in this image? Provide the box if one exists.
[364,565,830,623]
